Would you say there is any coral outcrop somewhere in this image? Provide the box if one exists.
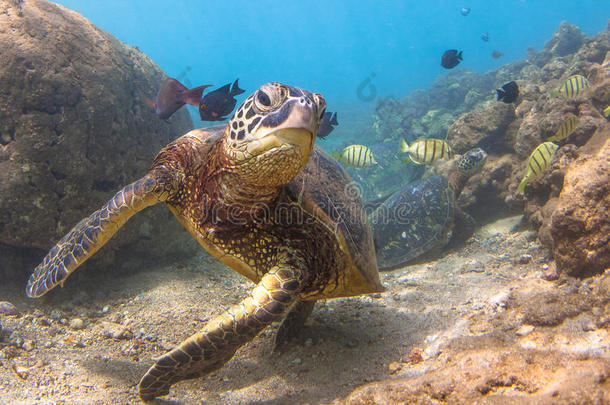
[545,21,586,57]
[549,130,610,276]
[338,247,610,405]
[0,0,198,280]
[447,102,518,154]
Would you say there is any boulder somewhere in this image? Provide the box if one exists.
[0,0,199,280]
[549,128,610,276]
[544,21,585,57]
[338,272,610,405]
[446,102,518,155]
[338,348,610,405]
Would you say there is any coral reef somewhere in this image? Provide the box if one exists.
[338,236,610,404]
[0,0,199,280]
[371,71,496,146]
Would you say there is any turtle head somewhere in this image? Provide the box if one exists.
[223,82,325,186]
[457,147,487,177]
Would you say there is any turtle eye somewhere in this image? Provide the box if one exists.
[254,90,272,111]
[257,91,271,106]
[253,85,287,112]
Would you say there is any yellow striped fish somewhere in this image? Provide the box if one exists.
[399,138,452,165]
[551,75,590,98]
[603,106,610,118]
[547,114,579,142]
[339,144,377,168]
[518,142,559,193]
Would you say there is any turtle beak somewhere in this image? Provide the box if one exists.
[275,128,313,149]
[275,128,314,166]
[246,95,323,165]
[245,128,313,167]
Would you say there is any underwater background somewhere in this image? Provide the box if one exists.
[55,0,607,128]
[51,0,610,204]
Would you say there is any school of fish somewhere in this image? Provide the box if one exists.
[328,69,596,200]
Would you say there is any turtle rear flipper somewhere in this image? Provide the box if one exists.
[273,300,315,351]
[26,175,164,298]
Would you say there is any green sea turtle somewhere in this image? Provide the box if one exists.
[26,83,383,400]
[371,148,487,270]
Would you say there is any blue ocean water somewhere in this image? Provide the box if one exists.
[55,0,606,131]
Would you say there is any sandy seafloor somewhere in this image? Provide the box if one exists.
[1,215,609,404]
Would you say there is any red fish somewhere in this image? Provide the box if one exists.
[147,78,211,120]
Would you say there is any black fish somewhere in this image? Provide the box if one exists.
[460,7,471,16]
[199,79,245,121]
[317,112,338,139]
[492,50,504,59]
[496,81,519,103]
[148,78,211,120]
[441,49,463,69]
[481,32,489,42]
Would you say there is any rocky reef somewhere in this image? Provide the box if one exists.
[546,130,609,277]
[339,272,610,404]
[368,20,610,274]
[0,0,199,282]
[335,20,610,404]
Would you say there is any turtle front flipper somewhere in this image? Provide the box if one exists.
[138,265,304,401]
[26,175,166,298]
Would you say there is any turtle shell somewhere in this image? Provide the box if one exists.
[162,129,382,300]
[286,146,383,298]
[371,175,455,271]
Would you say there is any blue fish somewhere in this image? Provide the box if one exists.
[496,81,519,103]
[199,79,245,121]
[317,112,338,139]
[441,50,463,69]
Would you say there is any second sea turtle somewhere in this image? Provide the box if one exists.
[371,148,487,270]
